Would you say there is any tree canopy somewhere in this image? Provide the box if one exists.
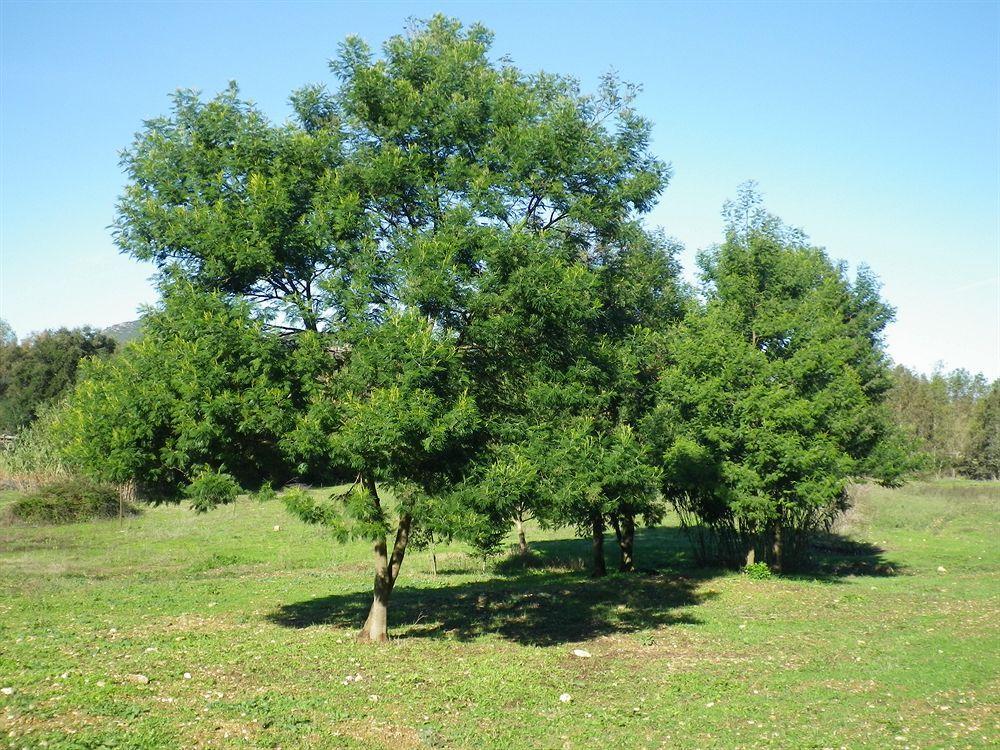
[72,15,675,641]
[887,365,993,476]
[57,282,294,497]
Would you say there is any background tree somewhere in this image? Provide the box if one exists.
[0,327,116,432]
[516,226,685,576]
[887,365,991,475]
[651,186,910,571]
[0,320,15,347]
[962,381,1000,480]
[579,225,685,572]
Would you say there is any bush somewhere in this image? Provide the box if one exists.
[742,561,773,580]
[1,477,137,525]
[183,469,241,513]
[252,482,277,503]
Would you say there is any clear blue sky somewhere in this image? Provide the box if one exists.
[2,1,997,377]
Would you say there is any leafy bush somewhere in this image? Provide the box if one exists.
[1,477,137,525]
[252,482,277,503]
[742,562,773,580]
[183,470,241,513]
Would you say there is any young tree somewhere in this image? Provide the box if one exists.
[450,226,683,578]
[580,226,685,572]
[651,186,910,570]
[282,311,479,641]
[540,417,663,575]
[108,16,669,640]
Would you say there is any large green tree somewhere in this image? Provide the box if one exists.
[106,16,669,640]
[651,187,910,570]
[509,225,684,576]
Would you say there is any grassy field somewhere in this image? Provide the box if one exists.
[1,480,997,749]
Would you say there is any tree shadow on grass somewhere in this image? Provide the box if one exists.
[799,532,904,579]
[268,525,900,644]
[496,525,699,578]
[500,525,903,582]
[268,569,714,646]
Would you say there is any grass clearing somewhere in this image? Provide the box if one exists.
[1,481,998,748]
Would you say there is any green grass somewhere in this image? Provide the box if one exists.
[1,481,997,749]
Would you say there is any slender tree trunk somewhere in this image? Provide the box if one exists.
[610,512,636,572]
[358,474,413,643]
[619,513,635,573]
[591,513,607,577]
[515,515,529,556]
[117,479,136,527]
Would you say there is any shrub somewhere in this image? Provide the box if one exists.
[183,469,241,513]
[742,561,773,580]
[252,482,277,503]
[2,477,137,525]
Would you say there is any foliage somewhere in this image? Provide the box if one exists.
[651,185,911,570]
[1,476,135,525]
[0,319,15,347]
[0,326,116,432]
[114,84,361,333]
[962,381,1000,479]
[56,282,295,498]
[183,469,241,513]
[742,561,773,579]
[887,364,995,476]
[280,486,349,539]
[252,481,277,503]
[500,226,684,574]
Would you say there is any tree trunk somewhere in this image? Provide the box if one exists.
[618,513,635,573]
[361,554,392,643]
[358,475,412,643]
[515,515,529,556]
[610,512,635,572]
[591,513,607,577]
[771,524,783,574]
[117,479,136,527]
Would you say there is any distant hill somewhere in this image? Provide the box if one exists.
[100,320,142,346]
